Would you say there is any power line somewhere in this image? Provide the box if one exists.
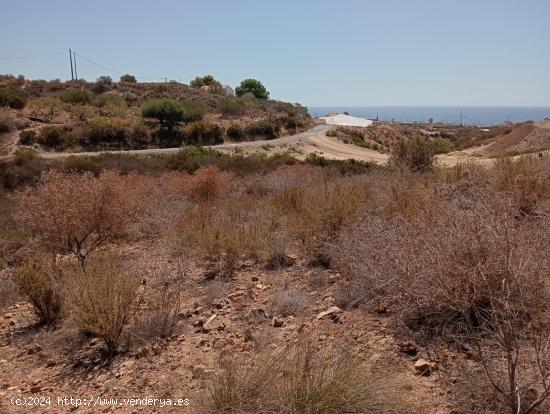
[73,51,165,81]
[0,51,65,60]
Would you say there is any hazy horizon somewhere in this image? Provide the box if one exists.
[1,0,549,107]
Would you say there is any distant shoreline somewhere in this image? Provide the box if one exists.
[309,106,550,126]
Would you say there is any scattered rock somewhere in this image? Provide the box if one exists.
[398,342,418,356]
[414,358,438,375]
[316,306,343,320]
[191,364,210,379]
[272,316,284,328]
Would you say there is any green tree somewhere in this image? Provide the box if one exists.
[120,74,137,83]
[141,99,205,129]
[235,79,269,100]
[141,99,185,129]
[190,74,216,88]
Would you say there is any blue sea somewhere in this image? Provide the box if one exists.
[308,107,550,126]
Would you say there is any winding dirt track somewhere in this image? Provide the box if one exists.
[3,125,547,166]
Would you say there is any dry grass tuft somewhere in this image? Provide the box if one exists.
[64,253,141,353]
[270,288,309,316]
[199,337,398,414]
[13,254,63,325]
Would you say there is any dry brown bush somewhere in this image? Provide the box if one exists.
[199,337,397,414]
[183,165,237,202]
[14,171,154,265]
[179,194,272,276]
[64,253,141,353]
[136,265,184,341]
[276,175,369,261]
[331,188,550,413]
[0,108,15,133]
[13,254,63,325]
[270,288,309,316]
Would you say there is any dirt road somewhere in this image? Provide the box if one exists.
[3,125,547,166]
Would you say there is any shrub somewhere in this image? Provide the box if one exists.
[137,267,184,340]
[0,109,15,132]
[218,96,245,116]
[14,171,152,265]
[235,78,269,100]
[270,288,309,316]
[36,126,71,150]
[389,136,435,171]
[331,190,550,413]
[142,99,205,129]
[64,253,140,353]
[60,88,92,105]
[0,86,27,109]
[83,118,127,147]
[200,337,394,414]
[190,74,216,88]
[180,100,206,123]
[245,120,280,139]
[180,193,269,276]
[181,121,223,145]
[18,130,36,145]
[142,99,184,129]
[13,254,63,325]
[226,124,245,141]
[120,74,137,83]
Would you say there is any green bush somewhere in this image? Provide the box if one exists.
[190,74,215,88]
[120,74,137,83]
[432,137,456,154]
[60,88,92,105]
[142,99,205,129]
[235,79,269,100]
[218,96,245,116]
[84,118,127,146]
[18,130,37,145]
[226,124,245,141]
[246,119,280,139]
[181,121,224,145]
[36,126,70,150]
[180,100,206,123]
[389,136,435,171]
[0,86,27,109]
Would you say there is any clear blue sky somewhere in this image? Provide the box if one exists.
[1,0,549,106]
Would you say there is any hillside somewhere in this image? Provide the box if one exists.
[0,74,312,156]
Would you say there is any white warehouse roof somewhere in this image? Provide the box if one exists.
[320,113,373,127]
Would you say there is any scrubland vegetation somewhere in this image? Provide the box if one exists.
[0,136,549,412]
[0,74,311,153]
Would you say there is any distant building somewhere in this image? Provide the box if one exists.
[222,85,234,96]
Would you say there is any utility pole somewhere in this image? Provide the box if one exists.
[69,49,74,80]
[459,111,463,126]
[73,51,78,80]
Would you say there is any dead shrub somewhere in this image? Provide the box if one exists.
[180,194,271,276]
[14,171,153,265]
[0,277,21,309]
[64,253,140,353]
[270,288,309,316]
[199,337,396,414]
[277,176,368,259]
[183,165,237,202]
[331,189,550,413]
[13,254,63,325]
[137,266,184,341]
[0,108,15,133]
